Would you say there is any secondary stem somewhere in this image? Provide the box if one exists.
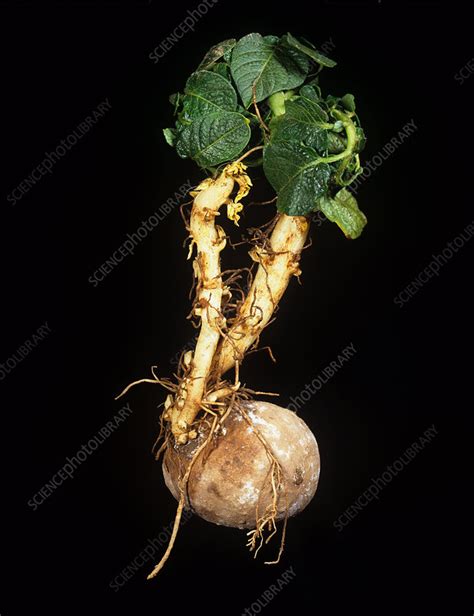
[214,213,310,378]
[170,172,234,443]
[315,109,357,164]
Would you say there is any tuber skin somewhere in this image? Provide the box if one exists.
[163,401,320,529]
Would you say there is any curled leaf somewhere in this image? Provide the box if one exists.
[163,128,176,147]
[197,39,236,70]
[284,33,337,68]
[318,188,367,239]
[224,161,253,226]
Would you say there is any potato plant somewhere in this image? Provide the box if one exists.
[118,32,367,579]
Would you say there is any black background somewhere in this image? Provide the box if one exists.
[1,1,470,614]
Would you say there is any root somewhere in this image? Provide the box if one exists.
[236,402,288,563]
[246,196,278,208]
[245,344,277,364]
[152,407,169,460]
[264,513,288,566]
[153,438,168,462]
[146,494,185,580]
[147,407,226,580]
[115,367,175,400]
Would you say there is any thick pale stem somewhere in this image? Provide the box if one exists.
[170,173,234,442]
[216,214,310,377]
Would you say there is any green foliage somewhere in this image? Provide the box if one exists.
[319,189,367,239]
[197,39,236,70]
[176,111,251,168]
[170,69,250,167]
[268,85,329,152]
[341,93,355,112]
[180,70,237,121]
[283,33,337,68]
[230,33,310,107]
[163,127,176,147]
[264,87,365,228]
[163,32,367,239]
[264,141,332,215]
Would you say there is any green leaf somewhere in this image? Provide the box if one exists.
[327,131,347,153]
[163,128,176,147]
[318,188,367,239]
[355,126,366,151]
[305,77,322,94]
[269,85,329,153]
[230,33,310,108]
[298,85,325,108]
[284,33,337,68]
[212,62,230,80]
[325,94,340,109]
[341,93,356,112]
[263,140,331,215]
[197,39,236,70]
[176,111,251,168]
[181,70,237,122]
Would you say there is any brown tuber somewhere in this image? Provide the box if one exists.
[162,401,320,529]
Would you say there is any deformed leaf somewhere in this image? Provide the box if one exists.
[163,128,176,147]
[176,111,251,168]
[318,188,367,239]
[197,39,236,70]
[341,93,356,112]
[169,92,180,108]
[269,85,329,153]
[181,70,237,122]
[263,140,331,215]
[212,62,231,80]
[355,126,367,152]
[230,33,310,108]
[298,85,325,108]
[284,33,337,68]
[327,132,347,153]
